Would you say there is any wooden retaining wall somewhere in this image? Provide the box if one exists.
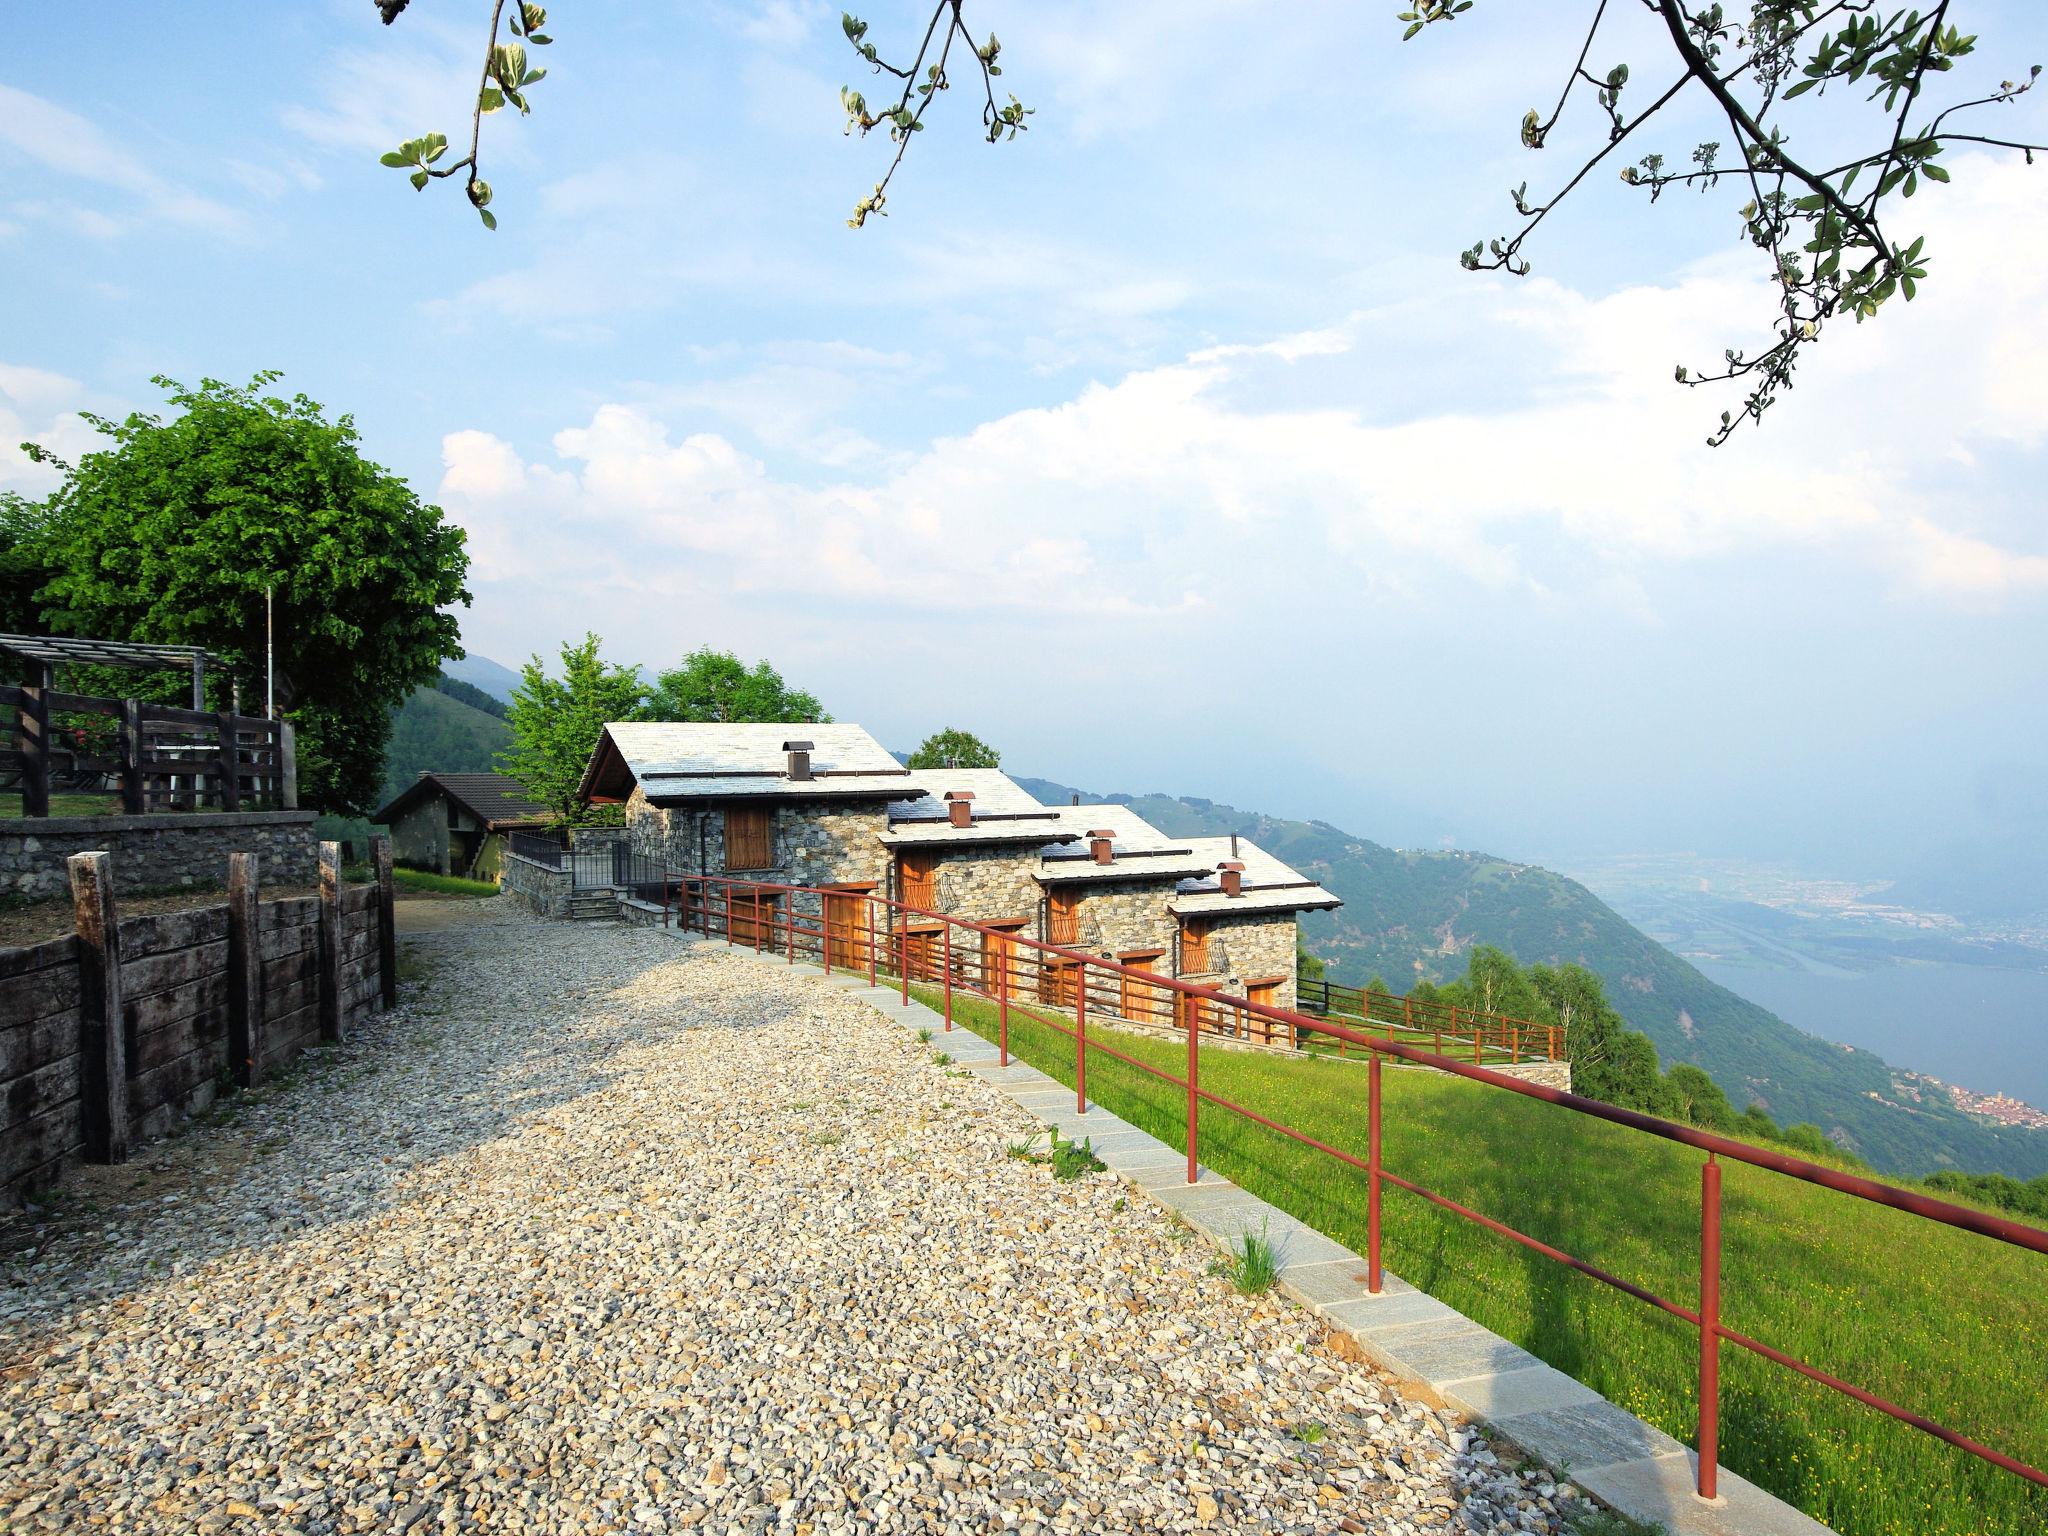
[0,838,397,1201]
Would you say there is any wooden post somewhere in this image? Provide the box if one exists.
[226,852,262,1087]
[278,721,298,810]
[372,834,397,1009]
[18,685,49,818]
[317,840,344,1042]
[217,711,241,812]
[120,698,144,814]
[68,852,128,1163]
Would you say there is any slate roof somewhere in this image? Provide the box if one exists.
[579,721,920,805]
[1168,836,1343,916]
[373,772,552,830]
[881,770,1079,847]
[1034,804,1214,884]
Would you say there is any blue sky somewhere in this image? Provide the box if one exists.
[4,1,2046,880]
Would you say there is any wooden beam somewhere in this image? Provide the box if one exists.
[68,851,128,1163]
[18,685,48,818]
[372,834,397,1010]
[218,711,240,813]
[317,840,343,1043]
[227,852,262,1087]
[119,697,144,814]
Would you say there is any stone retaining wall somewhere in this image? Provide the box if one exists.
[0,811,317,903]
[0,848,392,1203]
[500,850,570,918]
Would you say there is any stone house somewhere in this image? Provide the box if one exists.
[879,768,1082,983]
[1167,836,1341,1013]
[578,722,924,949]
[373,772,551,878]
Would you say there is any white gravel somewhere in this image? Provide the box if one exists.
[0,904,1580,1535]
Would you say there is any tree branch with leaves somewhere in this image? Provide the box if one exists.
[1403,0,2043,443]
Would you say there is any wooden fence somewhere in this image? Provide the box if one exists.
[0,838,394,1198]
[1,685,295,817]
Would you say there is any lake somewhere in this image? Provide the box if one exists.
[1694,956,2048,1110]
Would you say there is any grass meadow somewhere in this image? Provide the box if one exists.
[908,984,2048,1536]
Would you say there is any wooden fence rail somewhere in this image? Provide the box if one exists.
[0,838,395,1200]
[0,685,296,817]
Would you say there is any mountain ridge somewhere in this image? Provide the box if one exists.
[1012,774,2048,1179]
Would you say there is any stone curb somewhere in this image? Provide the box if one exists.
[658,928,1837,1536]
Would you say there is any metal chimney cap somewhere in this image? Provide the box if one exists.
[780,739,815,752]
[944,789,975,801]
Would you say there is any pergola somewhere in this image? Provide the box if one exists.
[0,633,222,710]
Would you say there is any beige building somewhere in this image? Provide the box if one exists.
[373,772,551,879]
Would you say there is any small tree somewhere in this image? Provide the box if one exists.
[644,648,828,725]
[906,727,1000,770]
[502,633,646,824]
[21,373,470,813]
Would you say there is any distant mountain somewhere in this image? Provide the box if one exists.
[442,652,524,704]
[377,681,514,806]
[1014,775,2048,1180]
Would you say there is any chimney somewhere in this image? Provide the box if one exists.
[1071,792,1080,806]
[945,789,974,828]
[1089,829,1115,864]
[783,739,814,781]
[1219,860,1245,897]
[1230,833,1239,858]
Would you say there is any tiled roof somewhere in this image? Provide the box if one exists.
[373,772,552,830]
[881,770,1078,847]
[1035,804,1214,884]
[589,722,919,803]
[1168,835,1343,915]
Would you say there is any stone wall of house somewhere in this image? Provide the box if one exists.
[389,797,448,874]
[627,790,891,898]
[501,850,570,918]
[1179,909,1301,1011]
[1055,878,1181,961]
[0,812,318,903]
[919,845,1042,925]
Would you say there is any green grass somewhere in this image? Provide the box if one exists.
[910,983,2048,1536]
[1211,1219,1279,1294]
[393,867,500,898]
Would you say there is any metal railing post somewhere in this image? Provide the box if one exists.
[787,899,796,964]
[998,946,1010,1066]
[1699,1154,1723,1500]
[1185,989,1199,1183]
[753,887,762,952]
[943,933,953,1030]
[1368,1053,1384,1293]
[1075,968,1088,1114]
[899,908,909,1005]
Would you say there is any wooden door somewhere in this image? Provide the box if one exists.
[905,924,944,982]
[900,851,940,912]
[981,927,1020,998]
[731,891,778,948]
[1120,954,1163,1025]
[1179,918,1211,973]
[1047,887,1082,945]
[824,891,865,968]
[1247,979,1284,1045]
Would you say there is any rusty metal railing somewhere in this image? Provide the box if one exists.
[1296,973,1563,1063]
[658,873,2048,1506]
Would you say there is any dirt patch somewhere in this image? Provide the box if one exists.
[0,885,321,949]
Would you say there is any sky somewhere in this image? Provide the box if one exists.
[3,1,2045,884]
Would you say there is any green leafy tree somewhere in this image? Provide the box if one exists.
[644,648,828,725]
[1296,942,1326,986]
[502,633,647,824]
[1664,1063,1739,1133]
[906,727,1000,770]
[21,373,469,813]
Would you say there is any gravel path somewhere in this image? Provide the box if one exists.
[1,905,1581,1535]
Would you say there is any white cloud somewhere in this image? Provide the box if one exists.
[437,153,2048,654]
[0,365,112,497]
[0,86,247,238]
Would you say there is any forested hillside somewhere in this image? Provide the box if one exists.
[376,678,514,806]
[1015,777,2048,1179]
